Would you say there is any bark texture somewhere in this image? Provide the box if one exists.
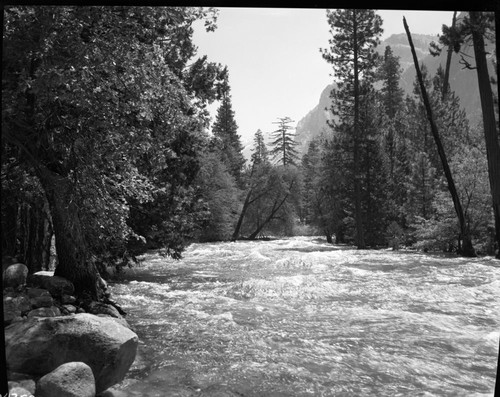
[37,166,99,298]
[470,11,500,259]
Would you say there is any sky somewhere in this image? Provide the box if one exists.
[191,8,455,153]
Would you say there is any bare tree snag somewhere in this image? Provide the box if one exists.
[404,16,476,257]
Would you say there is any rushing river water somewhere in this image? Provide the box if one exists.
[110,237,499,396]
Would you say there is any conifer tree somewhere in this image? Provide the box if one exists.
[321,9,383,249]
[378,45,404,200]
[380,46,404,119]
[211,79,246,184]
[251,129,269,166]
[269,117,299,167]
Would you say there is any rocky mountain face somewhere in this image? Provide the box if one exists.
[295,20,493,155]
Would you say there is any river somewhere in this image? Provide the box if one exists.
[109,237,499,396]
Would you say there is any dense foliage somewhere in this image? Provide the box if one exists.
[303,9,497,255]
[2,6,227,294]
[2,7,497,298]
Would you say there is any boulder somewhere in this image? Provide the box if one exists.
[6,313,138,393]
[3,295,30,323]
[36,362,95,397]
[2,255,17,269]
[30,271,75,297]
[62,305,77,314]
[88,301,121,318]
[3,263,28,288]
[30,294,54,309]
[96,313,130,329]
[61,294,77,304]
[8,386,34,397]
[8,378,36,395]
[27,287,51,298]
[27,306,61,318]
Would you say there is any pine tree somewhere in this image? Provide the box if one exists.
[211,80,246,184]
[359,91,390,246]
[269,117,299,167]
[251,129,269,166]
[379,46,404,119]
[377,45,404,208]
[321,8,383,249]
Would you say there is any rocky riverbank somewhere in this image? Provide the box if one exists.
[3,258,138,397]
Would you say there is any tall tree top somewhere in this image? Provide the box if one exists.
[211,77,245,182]
[251,129,269,166]
[270,117,299,167]
[321,9,383,81]
[379,45,404,118]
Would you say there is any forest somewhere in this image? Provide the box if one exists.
[2,7,499,301]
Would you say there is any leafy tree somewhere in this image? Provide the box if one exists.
[270,116,299,167]
[2,6,225,296]
[321,8,383,249]
[232,130,270,240]
[211,78,246,184]
[301,138,339,243]
[233,128,299,240]
[242,166,298,239]
[194,150,240,241]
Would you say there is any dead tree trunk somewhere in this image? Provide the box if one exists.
[442,11,457,100]
[404,16,476,257]
[232,187,253,241]
[470,11,500,259]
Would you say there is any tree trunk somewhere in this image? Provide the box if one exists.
[232,187,253,241]
[1,200,18,257]
[404,17,476,257]
[470,11,500,259]
[17,200,52,274]
[248,182,294,240]
[442,11,457,100]
[37,166,99,298]
[325,230,333,244]
[352,10,366,249]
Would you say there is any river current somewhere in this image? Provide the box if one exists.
[110,237,499,396]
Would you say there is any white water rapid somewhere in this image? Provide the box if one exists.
[110,237,499,396]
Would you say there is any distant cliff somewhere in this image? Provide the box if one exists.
[295,24,492,155]
[294,32,437,154]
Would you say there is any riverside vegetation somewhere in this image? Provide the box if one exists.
[1,6,499,397]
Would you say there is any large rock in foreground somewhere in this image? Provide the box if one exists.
[5,313,138,392]
[3,263,28,288]
[36,362,95,397]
